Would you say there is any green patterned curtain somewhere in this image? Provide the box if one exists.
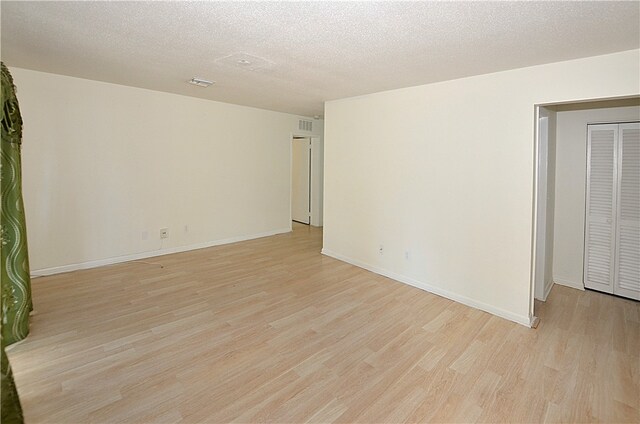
[1,62,32,344]
[1,333,24,423]
[1,62,30,423]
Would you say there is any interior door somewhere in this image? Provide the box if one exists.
[614,123,640,300]
[292,138,311,224]
[584,124,618,294]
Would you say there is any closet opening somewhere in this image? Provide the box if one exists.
[290,134,324,228]
[530,97,640,320]
[292,136,312,225]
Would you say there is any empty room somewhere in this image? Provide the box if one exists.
[1,1,639,423]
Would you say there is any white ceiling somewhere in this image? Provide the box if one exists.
[2,1,639,117]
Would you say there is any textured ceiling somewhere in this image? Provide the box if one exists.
[2,1,639,117]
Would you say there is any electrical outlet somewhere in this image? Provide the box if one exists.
[379,244,384,255]
[160,228,169,239]
[405,250,410,260]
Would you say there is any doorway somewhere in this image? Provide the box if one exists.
[531,97,640,318]
[291,136,311,224]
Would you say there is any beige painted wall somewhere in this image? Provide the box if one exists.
[311,137,324,227]
[323,50,640,325]
[537,106,557,301]
[11,67,323,272]
[552,104,640,289]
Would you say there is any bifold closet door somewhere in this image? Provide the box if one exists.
[585,122,640,300]
[584,124,618,294]
[614,123,640,300]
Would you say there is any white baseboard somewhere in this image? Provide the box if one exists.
[536,280,554,302]
[553,276,584,291]
[538,280,555,302]
[321,249,532,327]
[32,228,292,277]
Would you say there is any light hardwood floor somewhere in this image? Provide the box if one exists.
[7,223,640,423]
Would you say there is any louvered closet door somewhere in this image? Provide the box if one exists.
[584,124,618,294]
[614,123,640,300]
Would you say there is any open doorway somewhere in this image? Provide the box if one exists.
[291,135,324,227]
[531,97,640,318]
[292,136,311,224]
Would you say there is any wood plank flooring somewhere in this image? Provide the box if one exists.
[7,223,640,423]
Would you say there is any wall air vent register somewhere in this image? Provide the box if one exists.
[298,120,313,132]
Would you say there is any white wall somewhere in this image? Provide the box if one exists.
[311,136,324,227]
[535,107,557,301]
[323,50,640,326]
[11,67,323,273]
[552,104,640,290]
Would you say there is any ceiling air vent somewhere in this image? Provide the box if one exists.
[298,120,313,132]
[188,77,214,87]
